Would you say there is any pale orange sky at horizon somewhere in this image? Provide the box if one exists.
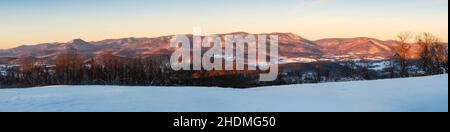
[0,0,448,49]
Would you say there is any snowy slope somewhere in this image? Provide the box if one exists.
[0,75,447,112]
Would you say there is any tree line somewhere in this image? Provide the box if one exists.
[0,51,167,88]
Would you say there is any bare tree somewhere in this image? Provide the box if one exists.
[396,32,412,77]
[432,43,448,73]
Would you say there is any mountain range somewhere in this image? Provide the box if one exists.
[0,32,447,65]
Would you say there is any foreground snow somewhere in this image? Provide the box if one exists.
[0,75,447,112]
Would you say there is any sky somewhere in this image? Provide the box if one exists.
[0,0,448,49]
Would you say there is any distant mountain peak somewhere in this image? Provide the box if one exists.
[61,38,99,51]
[67,39,89,45]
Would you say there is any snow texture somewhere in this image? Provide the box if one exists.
[0,75,447,112]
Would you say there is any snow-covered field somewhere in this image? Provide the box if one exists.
[0,75,447,112]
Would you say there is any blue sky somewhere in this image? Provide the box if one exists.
[0,0,448,48]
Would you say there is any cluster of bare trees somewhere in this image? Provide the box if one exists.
[54,51,85,84]
[394,32,448,77]
[416,33,448,74]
